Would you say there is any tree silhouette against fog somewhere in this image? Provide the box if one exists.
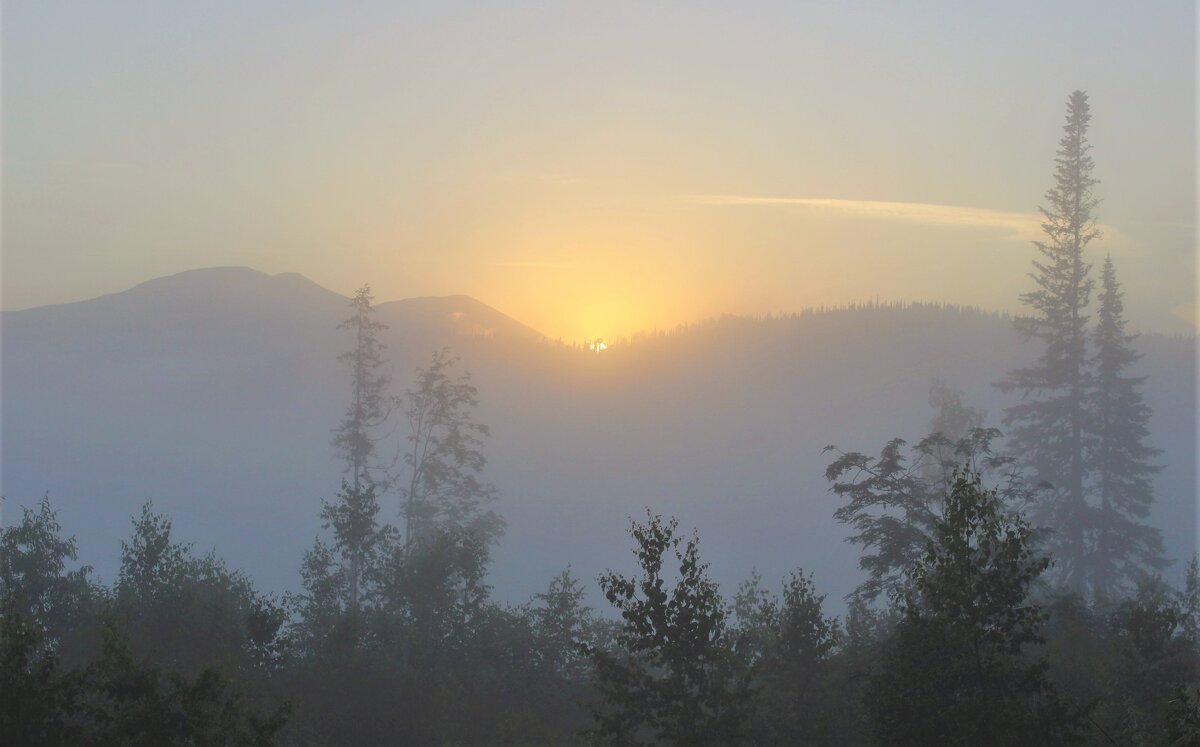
[398,349,503,551]
[824,384,1027,603]
[332,284,393,492]
[866,472,1084,745]
[312,285,399,637]
[999,90,1098,592]
[585,513,754,745]
[999,91,1165,595]
[1088,254,1167,595]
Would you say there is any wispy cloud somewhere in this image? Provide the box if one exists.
[489,260,576,270]
[684,195,1127,244]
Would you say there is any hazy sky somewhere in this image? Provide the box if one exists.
[3,1,1195,340]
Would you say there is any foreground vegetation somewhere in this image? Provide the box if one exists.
[3,480,1199,745]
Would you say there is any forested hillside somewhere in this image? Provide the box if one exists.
[3,268,1193,605]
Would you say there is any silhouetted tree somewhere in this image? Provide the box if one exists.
[530,568,594,681]
[824,426,1023,602]
[866,471,1084,745]
[373,524,489,665]
[585,513,754,746]
[3,501,288,744]
[398,348,503,550]
[733,570,841,743]
[0,595,84,745]
[1166,684,1200,746]
[112,504,285,680]
[293,482,395,656]
[1092,575,1200,744]
[0,495,100,666]
[333,285,392,491]
[1088,254,1167,594]
[998,90,1099,592]
[79,621,288,746]
[1182,556,1200,645]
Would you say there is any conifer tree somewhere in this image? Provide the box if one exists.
[999,90,1099,592]
[333,285,392,491]
[1088,254,1166,594]
[317,285,397,653]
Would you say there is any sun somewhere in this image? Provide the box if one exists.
[589,338,608,353]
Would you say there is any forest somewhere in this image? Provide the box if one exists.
[3,92,1198,745]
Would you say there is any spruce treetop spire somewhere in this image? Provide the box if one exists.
[333,283,392,492]
[1000,91,1101,593]
[1000,92,1165,596]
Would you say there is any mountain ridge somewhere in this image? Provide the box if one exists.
[2,267,1193,609]
[7,266,1192,344]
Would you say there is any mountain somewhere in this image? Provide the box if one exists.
[3,268,1194,608]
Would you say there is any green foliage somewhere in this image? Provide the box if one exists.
[114,503,285,678]
[79,622,289,747]
[290,537,348,661]
[2,498,288,744]
[4,488,1196,745]
[530,568,595,681]
[825,426,1024,602]
[1038,562,1200,747]
[373,525,490,663]
[1097,577,1199,745]
[278,341,598,745]
[585,512,754,746]
[291,481,401,662]
[733,570,844,743]
[867,471,1084,746]
[0,494,102,665]
[286,534,593,745]
[0,597,85,745]
[1166,684,1200,746]
[1182,556,1200,645]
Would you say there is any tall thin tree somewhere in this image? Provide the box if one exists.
[333,285,392,491]
[1088,254,1166,594]
[315,284,396,649]
[998,90,1099,591]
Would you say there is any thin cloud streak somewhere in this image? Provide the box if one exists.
[489,260,576,270]
[685,195,1127,244]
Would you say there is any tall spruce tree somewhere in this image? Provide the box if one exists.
[1088,254,1166,594]
[333,285,392,491]
[999,90,1099,592]
[301,284,397,655]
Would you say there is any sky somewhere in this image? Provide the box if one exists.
[3,1,1195,341]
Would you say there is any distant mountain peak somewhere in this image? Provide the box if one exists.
[100,266,343,309]
[134,265,268,284]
